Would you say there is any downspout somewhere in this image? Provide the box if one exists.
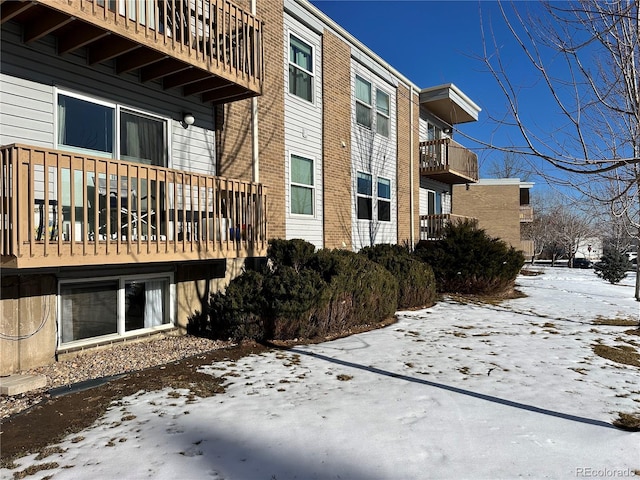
[409,86,415,247]
[251,0,259,183]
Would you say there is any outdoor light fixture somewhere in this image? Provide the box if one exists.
[182,113,195,128]
[443,126,452,134]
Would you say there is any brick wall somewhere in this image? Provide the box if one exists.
[453,183,522,248]
[217,0,286,240]
[396,85,420,246]
[322,30,352,250]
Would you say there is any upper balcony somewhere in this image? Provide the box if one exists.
[519,205,534,223]
[419,138,479,184]
[1,144,268,269]
[0,0,263,104]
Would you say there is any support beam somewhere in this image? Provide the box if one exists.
[140,59,191,82]
[205,85,253,103]
[88,36,139,64]
[24,11,74,43]
[163,69,210,90]
[183,77,228,96]
[116,49,166,74]
[0,1,35,24]
[58,24,110,55]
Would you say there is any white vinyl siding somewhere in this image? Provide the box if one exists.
[351,64,397,250]
[0,22,216,175]
[0,73,54,147]
[284,16,323,249]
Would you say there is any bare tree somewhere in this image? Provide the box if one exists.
[480,0,640,299]
[486,152,532,180]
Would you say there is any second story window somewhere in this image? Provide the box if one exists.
[57,90,167,167]
[289,34,313,102]
[376,89,390,137]
[355,76,372,128]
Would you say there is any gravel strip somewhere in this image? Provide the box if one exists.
[0,335,233,420]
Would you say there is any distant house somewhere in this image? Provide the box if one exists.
[1,0,481,375]
[452,178,534,257]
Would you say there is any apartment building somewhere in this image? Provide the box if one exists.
[452,178,535,257]
[0,0,480,375]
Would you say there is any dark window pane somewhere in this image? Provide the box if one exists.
[58,95,114,155]
[378,199,391,222]
[60,281,118,343]
[289,65,313,101]
[357,172,372,195]
[357,196,372,220]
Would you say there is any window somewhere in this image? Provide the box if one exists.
[58,94,114,156]
[57,90,167,166]
[377,177,391,222]
[426,190,442,215]
[355,76,372,128]
[120,109,166,166]
[289,34,313,102]
[60,275,172,345]
[376,89,390,137]
[357,171,373,220]
[290,154,314,215]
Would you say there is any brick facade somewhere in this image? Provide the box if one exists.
[452,183,522,249]
[217,0,286,240]
[396,85,420,245]
[322,30,353,249]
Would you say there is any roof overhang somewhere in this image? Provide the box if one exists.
[419,83,481,125]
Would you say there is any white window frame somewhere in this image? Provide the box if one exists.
[57,272,175,349]
[355,75,372,129]
[288,32,314,103]
[375,88,390,137]
[377,176,391,222]
[55,88,170,166]
[289,152,315,217]
[356,171,373,220]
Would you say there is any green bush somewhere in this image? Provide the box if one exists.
[359,243,436,309]
[267,238,316,272]
[594,248,631,284]
[414,220,525,295]
[307,249,399,332]
[191,240,399,342]
[195,269,267,340]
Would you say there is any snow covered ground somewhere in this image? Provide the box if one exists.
[4,268,640,479]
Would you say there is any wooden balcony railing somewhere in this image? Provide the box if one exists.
[419,138,479,184]
[419,214,477,241]
[519,205,534,222]
[1,144,267,268]
[1,0,263,103]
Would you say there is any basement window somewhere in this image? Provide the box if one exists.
[59,274,174,347]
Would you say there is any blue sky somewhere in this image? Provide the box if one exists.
[309,1,559,186]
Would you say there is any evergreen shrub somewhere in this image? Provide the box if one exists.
[191,240,399,342]
[594,249,631,284]
[359,243,436,309]
[414,220,525,295]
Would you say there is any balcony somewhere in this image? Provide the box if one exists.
[519,205,534,223]
[419,214,477,241]
[0,0,263,104]
[419,138,479,184]
[0,144,268,269]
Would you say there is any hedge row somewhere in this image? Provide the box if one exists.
[189,222,524,342]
